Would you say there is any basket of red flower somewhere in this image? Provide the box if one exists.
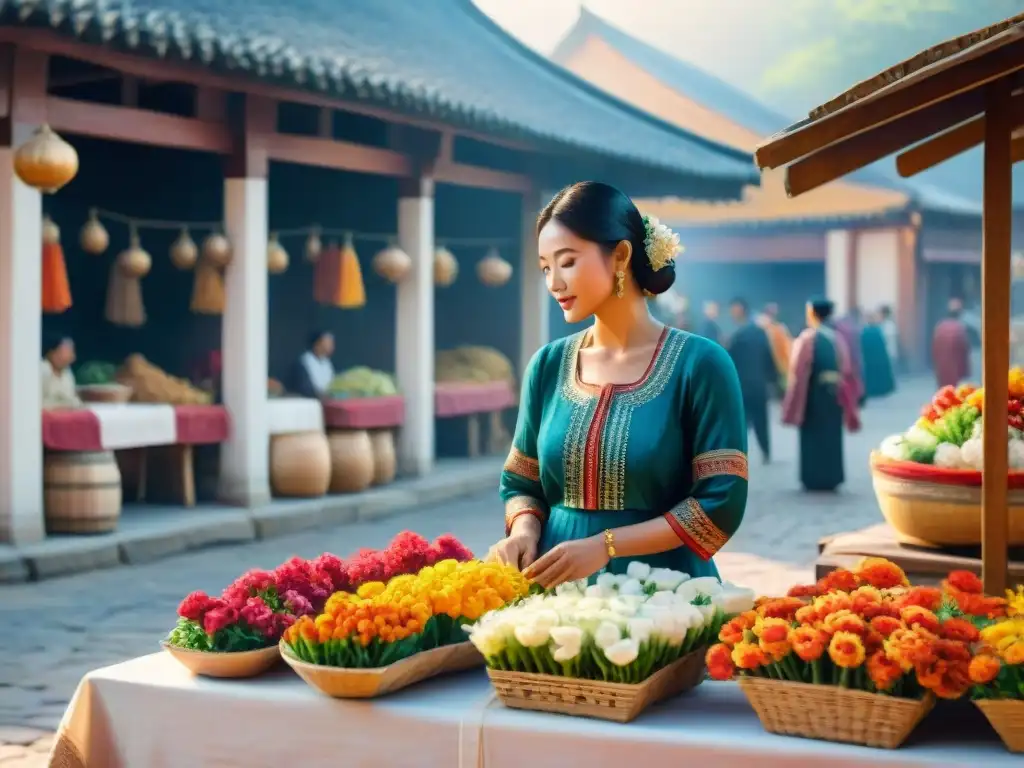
[163,531,473,678]
[707,558,987,749]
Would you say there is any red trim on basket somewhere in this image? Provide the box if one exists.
[869,452,1024,489]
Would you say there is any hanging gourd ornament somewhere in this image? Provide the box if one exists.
[372,243,412,284]
[13,125,79,193]
[202,231,232,268]
[305,227,323,263]
[477,246,512,287]
[267,232,289,274]
[42,215,61,246]
[79,209,109,255]
[118,227,152,279]
[434,246,458,287]
[170,227,198,270]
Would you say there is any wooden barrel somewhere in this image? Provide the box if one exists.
[271,431,331,497]
[370,430,397,485]
[44,450,122,534]
[328,430,375,494]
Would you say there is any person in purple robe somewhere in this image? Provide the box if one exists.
[834,307,865,407]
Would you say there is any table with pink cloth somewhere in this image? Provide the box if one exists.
[49,653,1011,768]
[435,381,516,457]
[322,395,405,430]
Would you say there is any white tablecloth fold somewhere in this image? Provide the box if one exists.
[267,397,324,435]
[87,404,176,450]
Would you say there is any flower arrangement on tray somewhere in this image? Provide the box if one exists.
[279,558,530,698]
[162,531,472,678]
[467,561,755,723]
[706,558,1004,749]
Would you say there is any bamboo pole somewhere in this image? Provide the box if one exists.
[981,79,1014,596]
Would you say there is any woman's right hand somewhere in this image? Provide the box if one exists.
[486,516,542,570]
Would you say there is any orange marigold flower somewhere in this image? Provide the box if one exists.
[789,626,828,663]
[1001,637,1024,666]
[895,586,943,612]
[866,649,904,692]
[719,612,756,646]
[813,592,853,619]
[756,617,792,661]
[915,639,972,700]
[953,592,1008,620]
[794,604,820,626]
[856,558,910,589]
[900,605,942,634]
[824,609,868,637]
[885,628,937,671]
[757,597,806,621]
[869,615,905,639]
[787,583,820,598]
[829,631,867,668]
[940,618,980,644]
[864,629,885,655]
[731,641,768,671]
[706,643,736,681]
[944,570,983,595]
[968,654,1002,685]
[817,569,860,594]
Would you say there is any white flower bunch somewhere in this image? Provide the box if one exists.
[641,215,683,273]
[465,562,754,684]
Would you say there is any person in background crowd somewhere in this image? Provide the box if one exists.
[878,305,899,372]
[932,298,970,388]
[291,330,336,399]
[728,297,777,464]
[861,310,896,399]
[834,306,865,407]
[696,300,722,345]
[757,302,792,397]
[41,333,81,409]
[783,298,861,492]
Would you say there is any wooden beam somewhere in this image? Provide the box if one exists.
[225,94,274,178]
[981,79,1013,597]
[896,92,1024,177]
[433,160,532,193]
[1014,132,1024,164]
[120,76,139,107]
[194,87,227,122]
[266,132,412,177]
[316,108,332,139]
[756,35,1024,170]
[46,96,232,153]
[784,87,987,197]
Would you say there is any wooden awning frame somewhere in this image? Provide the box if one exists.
[754,16,1024,595]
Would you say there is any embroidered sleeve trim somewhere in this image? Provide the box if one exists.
[503,447,540,482]
[692,449,749,481]
[504,495,547,535]
[664,497,729,560]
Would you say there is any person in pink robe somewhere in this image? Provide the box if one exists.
[931,299,970,388]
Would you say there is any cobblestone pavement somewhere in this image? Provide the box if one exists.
[0,377,935,764]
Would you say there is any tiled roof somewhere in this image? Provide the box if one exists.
[0,0,757,187]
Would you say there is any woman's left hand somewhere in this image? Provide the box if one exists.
[522,535,609,589]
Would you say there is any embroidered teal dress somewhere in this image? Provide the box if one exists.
[500,327,749,579]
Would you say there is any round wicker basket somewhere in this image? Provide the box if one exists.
[76,383,132,403]
[869,451,1024,546]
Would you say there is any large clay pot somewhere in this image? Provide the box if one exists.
[328,430,375,493]
[370,430,397,485]
[271,432,331,497]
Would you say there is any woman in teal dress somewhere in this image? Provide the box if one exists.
[487,182,749,588]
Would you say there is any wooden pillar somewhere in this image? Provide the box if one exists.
[519,189,548,379]
[0,48,47,544]
[396,175,435,476]
[981,81,1014,596]
[218,95,272,507]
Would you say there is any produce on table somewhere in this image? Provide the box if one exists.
[282,559,530,668]
[166,531,472,653]
[76,360,118,386]
[465,562,754,683]
[436,346,515,387]
[117,354,212,405]
[878,372,1024,469]
[328,366,398,398]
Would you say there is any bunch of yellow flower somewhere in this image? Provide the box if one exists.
[967,586,1024,701]
[282,559,529,668]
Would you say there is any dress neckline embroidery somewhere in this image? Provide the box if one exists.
[572,326,670,397]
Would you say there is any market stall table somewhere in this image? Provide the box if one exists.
[322,395,405,490]
[435,381,516,457]
[50,653,1014,768]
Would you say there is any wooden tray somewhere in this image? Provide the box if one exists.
[486,646,706,723]
[976,699,1024,753]
[739,676,934,749]
[161,642,280,678]
[280,641,482,698]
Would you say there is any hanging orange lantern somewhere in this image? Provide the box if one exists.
[267,233,289,274]
[170,227,198,270]
[14,125,79,193]
[477,246,512,287]
[372,243,412,284]
[79,209,109,255]
[202,231,232,268]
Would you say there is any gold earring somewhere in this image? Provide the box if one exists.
[615,270,625,298]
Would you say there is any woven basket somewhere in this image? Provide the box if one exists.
[976,699,1024,753]
[487,646,706,723]
[280,641,482,699]
[870,452,1024,546]
[76,383,132,403]
[161,643,280,679]
[739,677,934,749]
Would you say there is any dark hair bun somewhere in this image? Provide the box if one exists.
[538,181,677,296]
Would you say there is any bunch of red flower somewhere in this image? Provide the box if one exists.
[169,531,473,651]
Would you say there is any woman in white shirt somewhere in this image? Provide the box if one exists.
[41,334,82,409]
[290,330,335,399]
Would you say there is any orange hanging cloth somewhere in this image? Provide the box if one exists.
[337,234,366,309]
[41,216,72,314]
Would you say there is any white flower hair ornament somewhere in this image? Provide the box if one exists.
[642,215,683,272]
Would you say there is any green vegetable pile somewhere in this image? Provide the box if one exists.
[328,366,398,398]
[76,361,118,386]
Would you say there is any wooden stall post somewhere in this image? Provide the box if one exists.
[981,79,1015,595]
[0,46,47,543]
[219,94,273,506]
[519,188,549,379]
[396,175,436,476]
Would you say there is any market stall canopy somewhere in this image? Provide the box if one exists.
[0,0,757,199]
[551,7,981,231]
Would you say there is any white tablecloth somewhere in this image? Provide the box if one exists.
[86,403,177,449]
[267,397,324,435]
[51,653,1014,768]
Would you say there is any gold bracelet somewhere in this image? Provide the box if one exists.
[603,529,617,559]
